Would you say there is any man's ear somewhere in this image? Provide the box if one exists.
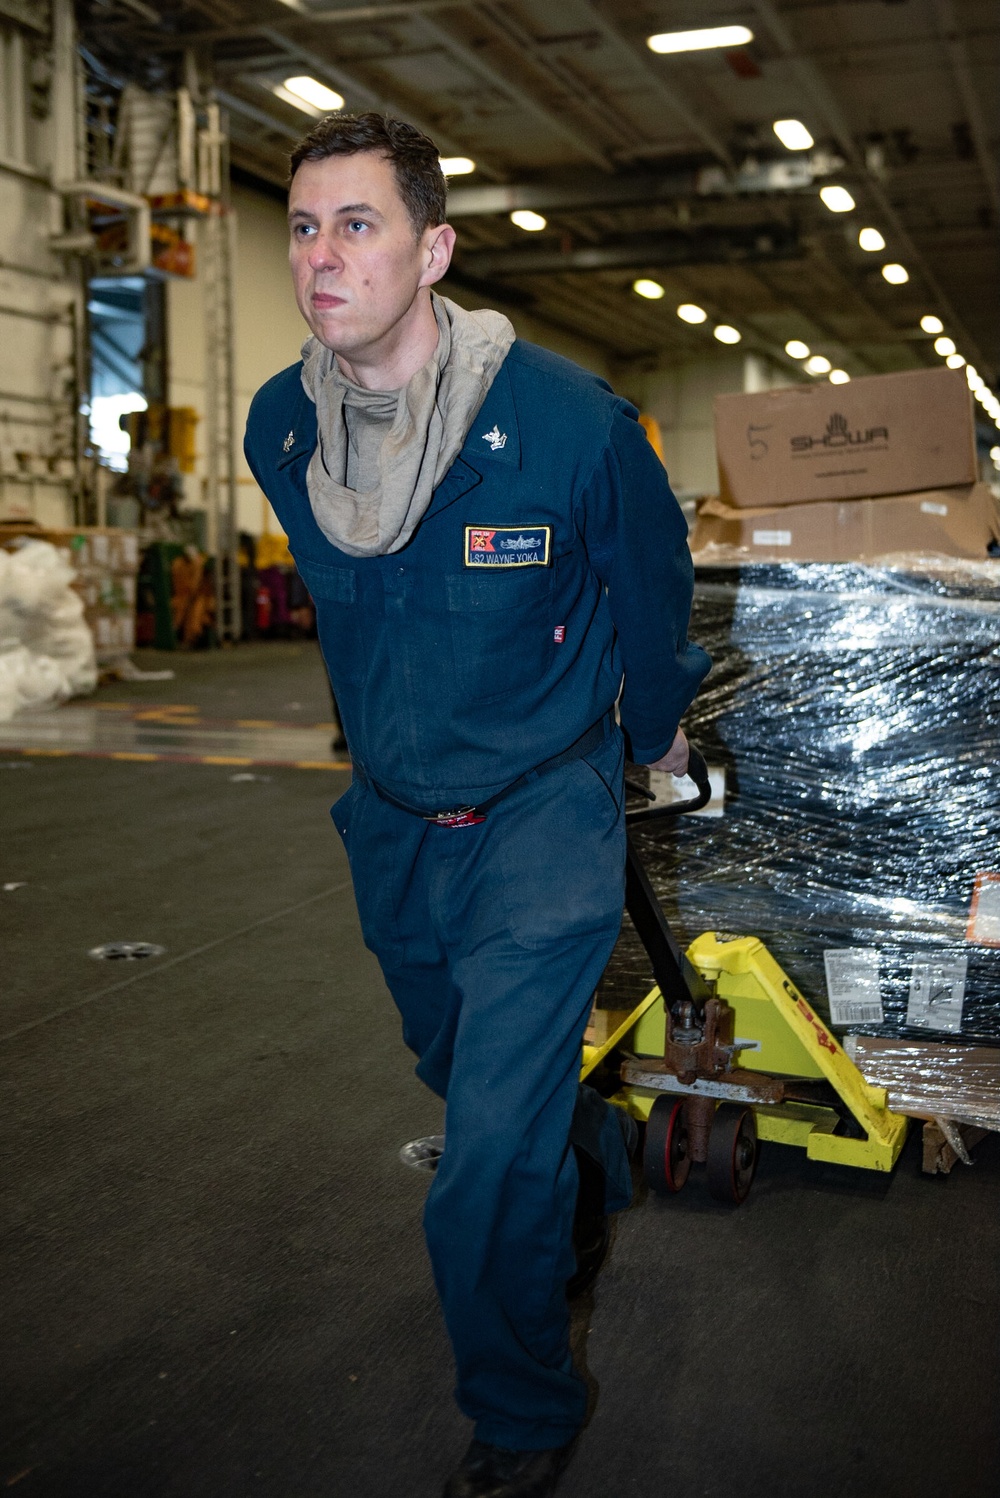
[419,223,457,288]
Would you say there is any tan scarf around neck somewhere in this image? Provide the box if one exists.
[299,293,515,558]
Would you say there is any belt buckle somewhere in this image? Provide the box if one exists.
[427,806,485,828]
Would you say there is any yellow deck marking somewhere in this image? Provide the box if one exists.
[235,719,279,728]
[201,755,254,765]
[294,759,347,770]
[133,706,201,723]
[110,751,160,762]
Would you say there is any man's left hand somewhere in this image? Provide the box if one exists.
[647,727,689,777]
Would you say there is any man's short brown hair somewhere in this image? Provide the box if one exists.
[288,112,447,236]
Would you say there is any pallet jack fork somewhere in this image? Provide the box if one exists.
[582,749,909,1203]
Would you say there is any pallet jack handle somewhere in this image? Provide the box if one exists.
[623,744,712,824]
[623,742,715,1015]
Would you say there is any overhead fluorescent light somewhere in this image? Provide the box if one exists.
[881,263,909,284]
[819,185,855,213]
[439,157,476,176]
[805,354,832,374]
[945,353,966,369]
[713,324,741,344]
[677,303,707,324]
[633,278,665,300]
[647,25,753,54]
[784,339,810,359]
[858,227,885,252]
[934,336,956,357]
[279,76,345,113]
[920,314,944,334]
[773,119,814,151]
[829,369,850,384]
[510,210,546,231]
[967,366,982,390]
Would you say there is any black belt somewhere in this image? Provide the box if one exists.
[362,713,613,827]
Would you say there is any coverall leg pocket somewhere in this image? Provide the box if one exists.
[498,747,625,953]
[330,781,407,967]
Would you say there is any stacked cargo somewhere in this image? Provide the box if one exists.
[601,369,1000,1151]
[691,365,999,563]
[0,525,140,661]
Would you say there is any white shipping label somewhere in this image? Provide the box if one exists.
[906,954,967,1033]
[752,529,792,546]
[919,500,948,516]
[823,947,884,1027]
[967,873,1000,946]
[647,765,726,818]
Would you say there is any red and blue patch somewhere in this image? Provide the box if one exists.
[465,525,552,567]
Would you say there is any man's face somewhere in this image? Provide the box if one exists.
[288,151,452,360]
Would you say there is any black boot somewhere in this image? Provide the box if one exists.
[567,1106,638,1300]
[443,1438,577,1497]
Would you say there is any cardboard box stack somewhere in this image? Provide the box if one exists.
[692,365,1000,563]
[0,526,140,660]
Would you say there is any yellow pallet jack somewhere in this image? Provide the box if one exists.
[583,749,909,1203]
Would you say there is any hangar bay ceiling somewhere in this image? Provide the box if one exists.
[77,0,999,389]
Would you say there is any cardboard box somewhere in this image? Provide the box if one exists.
[689,482,1000,564]
[714,366,977,508]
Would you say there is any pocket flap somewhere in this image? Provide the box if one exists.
[296,557,356,604]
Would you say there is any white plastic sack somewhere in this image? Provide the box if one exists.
[0,540,97,721]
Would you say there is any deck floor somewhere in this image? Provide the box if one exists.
[2,641,997,1498]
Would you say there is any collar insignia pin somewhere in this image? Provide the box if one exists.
[482,423,507,452]
[282,430,295,453]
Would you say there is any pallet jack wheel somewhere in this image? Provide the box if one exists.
[643,1096,691,1195]
[707,1103,759,1204]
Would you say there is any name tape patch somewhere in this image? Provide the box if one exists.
[465,525,552,567]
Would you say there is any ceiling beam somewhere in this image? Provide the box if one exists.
[93,1,473,45]
[276,1,469,21]
[254,24,499,173]
[445,157,824,217]
[459,225,801,277]
[473,2,637,157]
[215,86,302,142]
[931,0,1000,228]
[416,13,614,171]
[751,0,993,379]
[570,0,734,169]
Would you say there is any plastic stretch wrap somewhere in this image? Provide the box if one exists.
[604,560,1000,1048]
[0,541,97,721]
[842,1037,1000,1131]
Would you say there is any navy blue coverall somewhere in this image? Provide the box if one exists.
[245,339,710,1450]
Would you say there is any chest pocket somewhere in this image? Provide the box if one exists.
[295,557,367,686]
[445,565,554,702]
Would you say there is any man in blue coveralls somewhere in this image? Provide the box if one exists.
[244,113,709,1498]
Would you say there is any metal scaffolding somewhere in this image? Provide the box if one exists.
[200,104,241,643]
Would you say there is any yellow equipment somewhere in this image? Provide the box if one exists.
[581,754,909,1203]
